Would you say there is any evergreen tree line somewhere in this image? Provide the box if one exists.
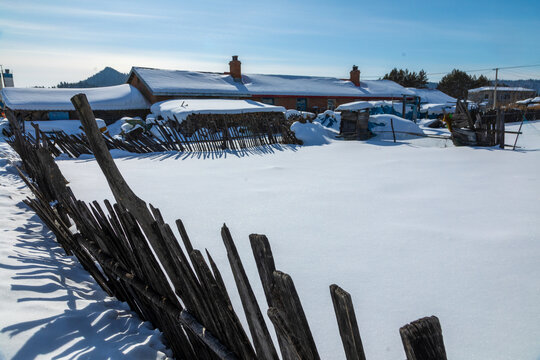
[382,68,492,99]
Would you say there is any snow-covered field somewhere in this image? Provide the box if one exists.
[49,120,540,360]
[1,118,539,359]
[0,141,171,360]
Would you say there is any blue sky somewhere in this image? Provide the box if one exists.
[1,0,539,87]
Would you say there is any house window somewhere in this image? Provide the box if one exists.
[296,98,307,111]
[327,99,336,110]
[48,111,70,120]
[261,97,274,105]
[484,94,489,99]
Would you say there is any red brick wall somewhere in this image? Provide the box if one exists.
[252,96,400,113]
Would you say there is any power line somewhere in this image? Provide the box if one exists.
[361,63,540,79]
[427,63,540,76]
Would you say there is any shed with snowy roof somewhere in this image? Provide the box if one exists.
[1,84,151,122]
[148,98,300,145]
[128,56,413,113]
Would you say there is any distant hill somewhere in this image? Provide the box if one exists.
[57,67,128,88]
[498,79,540,93]
[428,79,540,93]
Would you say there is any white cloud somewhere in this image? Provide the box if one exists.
[2,2,169,19]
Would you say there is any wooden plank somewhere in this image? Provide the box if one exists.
[272,270,320,360]
[329,284,366,360]
[249,234,294,360]
[400,316,447,360]
[267,307,302,359]
[221,225,279,360]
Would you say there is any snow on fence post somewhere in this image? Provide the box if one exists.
[399,316,447,360]
[329,284,367,360]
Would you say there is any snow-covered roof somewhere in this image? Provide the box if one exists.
[150,99,286,123]
[1,84,150,111]
[243,74,413,97]
[516,96,540,105]
[131,67,251,98]
[469,86,536,93]
[336,101,374,111]
[407,88,456,104]
[421,103,455,115]
[131,67,414,98]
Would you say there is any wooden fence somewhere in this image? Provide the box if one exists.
[5,95,448,360]
[15,111,301,159]
[448,101,532,148]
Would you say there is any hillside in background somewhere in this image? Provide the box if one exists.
[56,67,128,88]
[498,79,540,93]
[428,79,540,93]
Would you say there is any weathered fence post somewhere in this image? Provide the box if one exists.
[249,234,294,360]
[329,284,366,360]
[270,270,320,360]
[221,225,279,360]
[400,316,447,360]
[496,109,505,149]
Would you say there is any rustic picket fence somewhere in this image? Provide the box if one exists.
[5,95,448,360]
[19,112,300,159]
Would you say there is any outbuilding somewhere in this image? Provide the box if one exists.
[1,84,150,122]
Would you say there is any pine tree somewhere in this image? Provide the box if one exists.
[437,69,491,99]
[382,68,428,88]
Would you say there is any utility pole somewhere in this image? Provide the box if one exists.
[493,67,499,110]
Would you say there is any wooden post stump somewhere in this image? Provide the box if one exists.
[400,316,447,360]
[329,284,366,360]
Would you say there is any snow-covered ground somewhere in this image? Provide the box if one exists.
[50,120,540,360]
[0,140,171,360]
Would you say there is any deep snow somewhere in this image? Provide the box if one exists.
[0,140,171,360]
[54,121,540,360]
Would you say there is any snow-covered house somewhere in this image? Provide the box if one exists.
[0,84,150,122]
[128,56,414,113]
[468,86,536,107]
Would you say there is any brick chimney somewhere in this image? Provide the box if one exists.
[229,55,242,82]
[350,65,360,86]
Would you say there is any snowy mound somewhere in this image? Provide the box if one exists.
[313,110,341,131]
[290,121,337,145]
[369,114,424,140]
[150,99,286,123]
[285,109,315,120]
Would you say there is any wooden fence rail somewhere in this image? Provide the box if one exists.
[14,110,301,159]
[5,95,449,360]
